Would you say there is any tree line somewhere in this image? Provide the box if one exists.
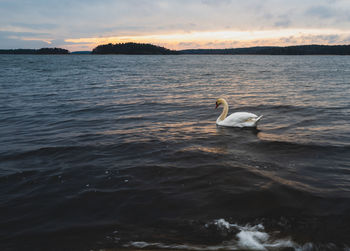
[179,45,350,55]
[92,42,178,54]
[1,43,350,55]
[0,48,69,54]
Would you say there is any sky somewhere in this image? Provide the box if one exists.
[1,0,350,51]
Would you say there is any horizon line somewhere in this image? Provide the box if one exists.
[2,42,350,53]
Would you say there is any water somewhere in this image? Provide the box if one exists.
[0,55,350,251]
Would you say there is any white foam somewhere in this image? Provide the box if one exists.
[126,218,297,251]
[237,230,269,250]
[213,218,231,229]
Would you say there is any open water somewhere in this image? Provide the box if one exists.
[0,55,350,250]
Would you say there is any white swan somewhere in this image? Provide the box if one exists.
[215,98,263,127]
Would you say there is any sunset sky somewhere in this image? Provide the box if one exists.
[1,0,350,51]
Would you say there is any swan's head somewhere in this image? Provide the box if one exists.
[215,98,225,109]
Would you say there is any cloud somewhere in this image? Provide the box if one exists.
[0,31,53,49]
[305,5,335,18]
[9,22,58,30]
[0,32,51,49]
[1,0,350,50]
[0,31,50,37]
[274,16,291,28]
[201,0,232,7]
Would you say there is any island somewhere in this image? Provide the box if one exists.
[1,43,350,55]
[92,42,178,55]
[179,45,350,55]
[91,43,350,55]
[0,47,69,54]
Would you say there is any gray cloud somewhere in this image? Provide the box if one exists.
[305,5,335,18]
[0,31,50,37]
[0,33,50,49]
[10,22,58,30]
[274,16,291,28]
[201,0,232,7]
[1,0,350,49]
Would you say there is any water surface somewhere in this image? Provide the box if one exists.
[0,55,350,250]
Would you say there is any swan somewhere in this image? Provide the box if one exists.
[215,98,263,127]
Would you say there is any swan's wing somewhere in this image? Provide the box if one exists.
[219,112,260,127]
[225,112,257,123]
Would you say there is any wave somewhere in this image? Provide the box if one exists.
[251,138,350,152]
[0,145,95,162]
[2,135,349,169]
[126,241,350,251]
[124,219,300,251]
[125,219,349,251]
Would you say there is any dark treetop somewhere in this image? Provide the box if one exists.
[1,43,350,55]
[92,42,178,55]
[0,47,69,54]
[179,44,350,55]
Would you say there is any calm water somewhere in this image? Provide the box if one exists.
[0,55,350,251]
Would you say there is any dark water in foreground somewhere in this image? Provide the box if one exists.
[0,55,350,251]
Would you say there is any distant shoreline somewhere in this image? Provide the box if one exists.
[1,43,350,55]
[0,47,69,55]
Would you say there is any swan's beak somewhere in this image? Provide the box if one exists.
[215,103,219,109]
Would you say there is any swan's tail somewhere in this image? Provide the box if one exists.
[255,115,263,124]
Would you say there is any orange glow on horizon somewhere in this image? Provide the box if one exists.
[61,28,350,51]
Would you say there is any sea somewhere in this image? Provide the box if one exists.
[0,55,350,251]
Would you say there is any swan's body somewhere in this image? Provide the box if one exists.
[215,98,263,127]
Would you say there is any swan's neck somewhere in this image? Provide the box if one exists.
[218,100,229,121]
